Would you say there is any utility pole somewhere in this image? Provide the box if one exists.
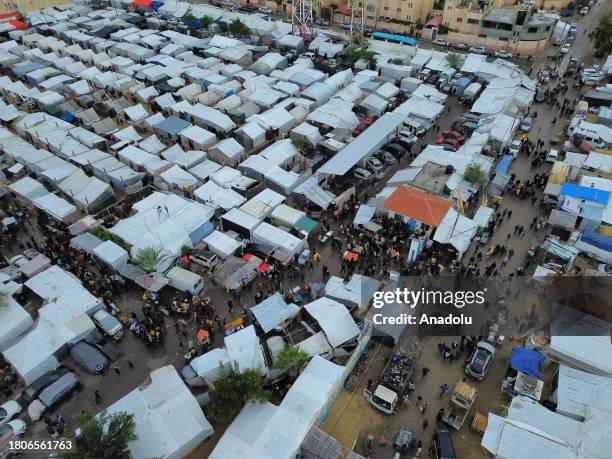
[291,0,314,44]
[349,0,364,47]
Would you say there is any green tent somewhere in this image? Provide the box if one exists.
[295,216,317,233]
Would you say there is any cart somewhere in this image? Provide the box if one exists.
[471,412,488,435]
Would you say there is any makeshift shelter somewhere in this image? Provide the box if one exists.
[303,297,360,348]
[324,274,381,311]
[202,230,241,258]
[209,356,344,459]
[551,365,612,421]
[102,365,213,459]
[251,222,306,263]
[93,240,129,270]
[194,181,246,211]
[251,293,300,333]
[0,296,33,352]
[213,255,261,292]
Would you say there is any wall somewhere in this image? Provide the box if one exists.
[445,30,550,54]
[0,0,68,14]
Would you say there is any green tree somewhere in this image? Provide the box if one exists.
[389,57,405,65]
[208,363,270,422]
[228,18,249,36]
[291,136,311,154]
[464,164,487,187]
[593,14,612,57]
[446,52,464,69]
[200,15,213,30]
[0,290,8,308]
[275,0,282,13]
[133,247,164,272]
[70,408,136,459]
[273,345,309,376]
[348,46,377,68]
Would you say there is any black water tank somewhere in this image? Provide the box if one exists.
[445,165,454,175]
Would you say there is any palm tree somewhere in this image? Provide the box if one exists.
[200,15,213,31]
[133,247,164,272]
[446,52,464,70]
[273,345,309,377]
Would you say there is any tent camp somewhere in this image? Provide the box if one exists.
[0,296,33,352]
[102,365,214,459]
[209,356,344,459]
[251,293,300,333]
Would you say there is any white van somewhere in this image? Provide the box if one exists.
[403,118,427,136]
[546,149,560,163]
[166,266,205,295]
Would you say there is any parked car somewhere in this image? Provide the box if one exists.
[0,401,21,429]
[363,114,379,126]
[70,341,109,374]
[383,143,407,157]
[38,372,80,409]
[436,138,461,151]
[189,249,219,270]
[441,130,465,143]
[0,419,26,447]
[538,70,550,83]
[560,43,572,54]
[546,149,560,163]
[509,139,521,158]
[494,50,512,58]
[535,86,546,102]
[580,6,589,15]
[479,232,489,244]
[366,157,385,175]
[258,7,272,13]
[397,130,418,148]
[432,424,457,459]
[468,46,487,55]
[353,167,372,181]
[378,150,397,165]
[452,43,468,50]
[20,367,72,405]
[93,309,123,340]
[324,58,338,69]
[351,123,369,137]
[340,22,351,30]
[299,52,315,60]
[554,37,563,46]
[465,341,495,380]
[432,38,448,47]
[520,117,533,132]
[315,19,330,26]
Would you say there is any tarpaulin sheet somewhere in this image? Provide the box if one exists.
[496,155,513,174]
[580,231,612,252]
[510,347,544,379]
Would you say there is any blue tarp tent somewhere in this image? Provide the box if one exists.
[151,0,164,10]
[580,231,612,252]
[510,347,544,379]
[496,155,513,174]
[559,183,610,206]
[372,32,417,46]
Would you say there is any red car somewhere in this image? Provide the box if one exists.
[441,130,466,143]
[436,138,461,151]
[363,114,379,126]
[352,123,369,137]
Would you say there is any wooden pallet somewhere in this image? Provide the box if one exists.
[471,412,488,435]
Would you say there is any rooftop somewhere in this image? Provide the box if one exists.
[382,185,452,227]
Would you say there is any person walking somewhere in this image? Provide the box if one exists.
[439,383,449,397]
[422,419,429,430]
[94,390,102,404]
[421,367,430,378]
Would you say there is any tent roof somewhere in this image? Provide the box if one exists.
[303,297,360,347]
[251,292,300,333]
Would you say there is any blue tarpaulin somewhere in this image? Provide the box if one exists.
[580,231,612,252]
[510,347,544,379]
[559,183,610,205]
[496,155,513,174]
[151,0,163,9]
[60,111,75,122]
[372,32,417,46]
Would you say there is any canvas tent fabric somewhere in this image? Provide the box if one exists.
[0,296,33,352]
[202,230,241,258]
[103,365,213,459]
[251,222,306,263]
[93,240,129,269]
[324,274,381,310]
[433,208,478,257]
[251,293,300,333]
[209,356,344,459]
[304,297,360,348]
[213,255,261,291]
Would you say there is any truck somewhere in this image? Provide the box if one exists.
[441,380,477,430]
[165,266,205,295]
[463,82,483,102]
[363,350,417,415]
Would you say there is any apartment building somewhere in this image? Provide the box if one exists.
[324,0,435,33]
[0,0,67,14]
[440,0,556,54]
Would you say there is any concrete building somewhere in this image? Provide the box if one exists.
[440,1,557,54]
[0,0,67,14]
[325,0,435,33]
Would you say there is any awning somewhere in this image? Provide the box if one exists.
[295,216,317,233]
[8,20,27,31]
[132,0,152,8]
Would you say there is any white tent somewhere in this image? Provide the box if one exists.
[93,240,129,269]
[9,177,47,204]
[202,230,241,258]
[158,165,199,190]
[552,365,612,421]
[209,356,344,459]
[194,180,246,211]
[304,297,360,348]
[225,325,267,374]
[433,208,478,258]
[103,366,213,459]
[251,222,306,263]
[0,296,33,352]
[251,293,300,333]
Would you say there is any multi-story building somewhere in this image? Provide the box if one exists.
[322,0,435,34]
[440,0,556,54]
[0,0,67,14]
